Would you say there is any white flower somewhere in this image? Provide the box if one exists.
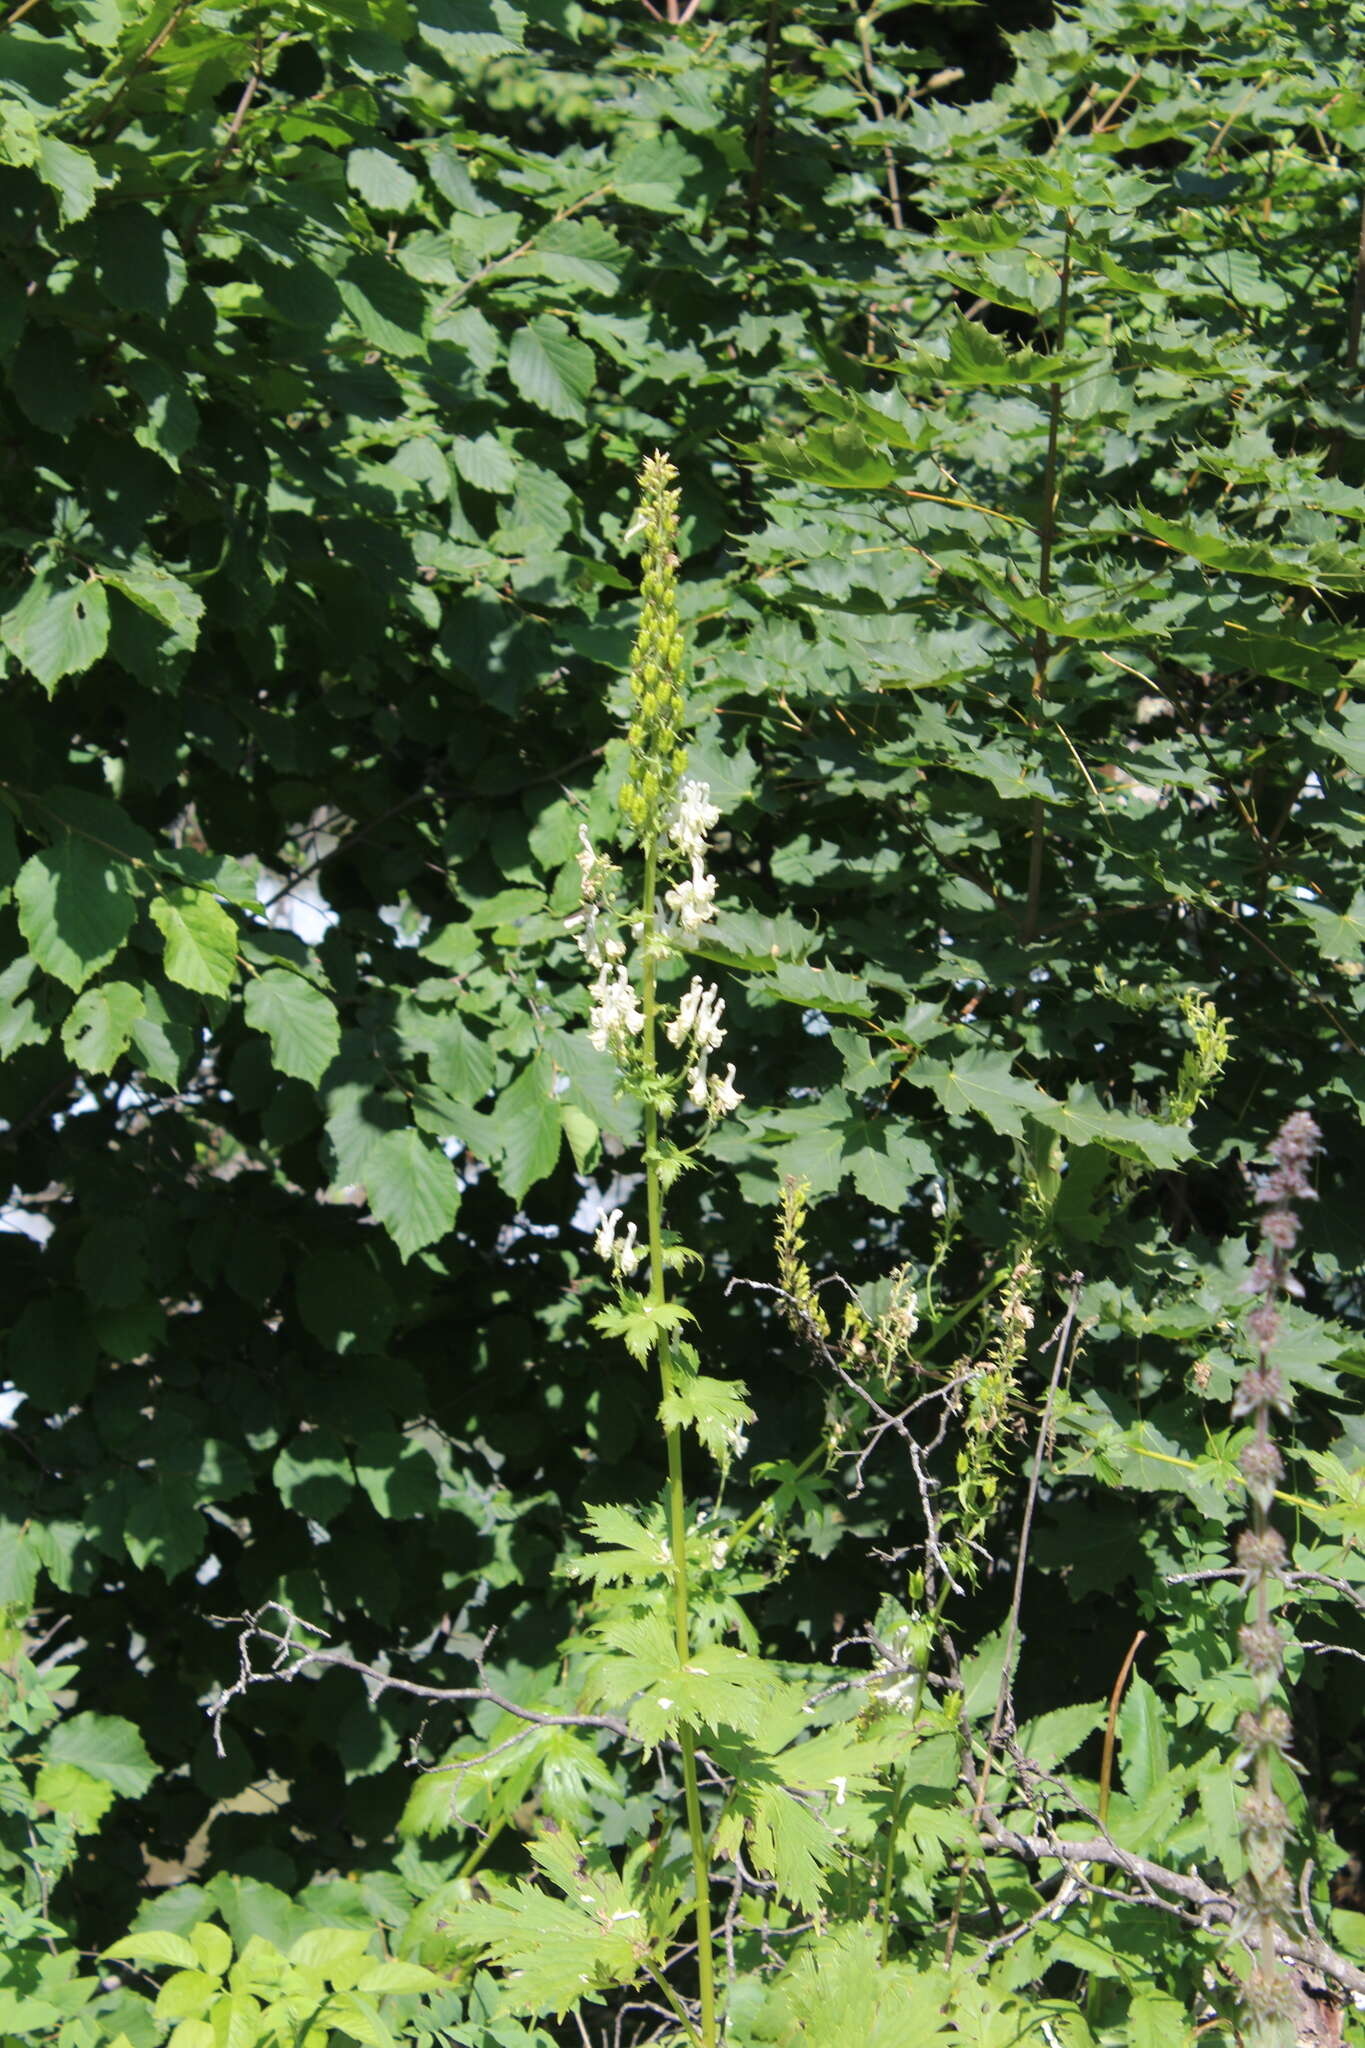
[588,962,644,1053]
[664,855,718,933]
[617,1220,641,1277]
[687,1063,709,1108]
[668,780,720,861]
[666,976,726,1052]
[594,1207,623,1262]
[708,1063,743,1118]
[929,1180,946,1221]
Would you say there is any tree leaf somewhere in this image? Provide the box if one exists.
[46,1711,156,1796]
[362,1127,459,1260]
[3,576,109,691]
[911,1049,1053,1138]
[493,1060,563,1201]
[507,315,594,422]
[244,971,340,1085]
[347,146,422,215]
[151,888,238,997]
[15,837,141,990]
[61,979,144,1072]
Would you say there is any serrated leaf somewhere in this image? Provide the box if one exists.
[362,1127,459,1260]
[337,255,428,358]
[1128,1990,1194,2048]
[567,1504,670,1586]
[591,1297,694,1364]
[34,1759,116,1832]
[151,888,238,997]
[208,1990,263,2048]
[102,561,203,644]
[35,133,99,223]
[452,432,516,495]
[244,971,340,1085]
[416,0,526,62]
[104,1932,201,1971]
[61,979,144,1072]
[47,1711,156,1796]
[347,146,421,214]
[493,1061,563,1202]
[1117,1671,1169,1806]
[659,1372,754,1466]
[507,315,594,422]
[1297,888,1365,964]
[288,1927,372,1972]
[1033,1086,1195,1168]
[612,133,699,212]
[560,1102,598,1171]
[16,837,141,990]
[908,313,1096,388]
[156,1971,218,2021]
[911,1049,1053,1138]
[591,1610,780,1744]
[3,576,109,691]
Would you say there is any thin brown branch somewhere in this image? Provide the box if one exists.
[208,1603,632,1757]
[980,1817,1365,2000]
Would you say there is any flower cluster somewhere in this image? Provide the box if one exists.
[1230,1109,1321,2047]
[594,1205,642,1280]
[665,972,741,1119]
[663,779,721,935]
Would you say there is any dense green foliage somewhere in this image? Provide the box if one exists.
[2,0,1365,2043]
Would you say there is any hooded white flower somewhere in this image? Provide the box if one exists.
[588,962,644,1054]
[668,780,720,861]
[664,855,718,934]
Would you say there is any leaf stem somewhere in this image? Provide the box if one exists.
[641,833,717,2048]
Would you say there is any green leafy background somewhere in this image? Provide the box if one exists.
[1,0,1364,2042]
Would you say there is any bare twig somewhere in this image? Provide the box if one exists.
[979,1816,1365,2000]
[208,1603,631,1756]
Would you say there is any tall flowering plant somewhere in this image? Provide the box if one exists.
[565,453,747,2043]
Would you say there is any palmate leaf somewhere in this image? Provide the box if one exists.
[586,1608,785,1745]
[658,1371,754,1467]
[591,1297,694,1364]
[566,1503,671,1587]
[754,1927,956,2047]
[444,1830,653,2019]
[1032,1085,1195,1168]
[910,1049,1053,1139]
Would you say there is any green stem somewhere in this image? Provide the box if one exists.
[641,835,717,2048]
